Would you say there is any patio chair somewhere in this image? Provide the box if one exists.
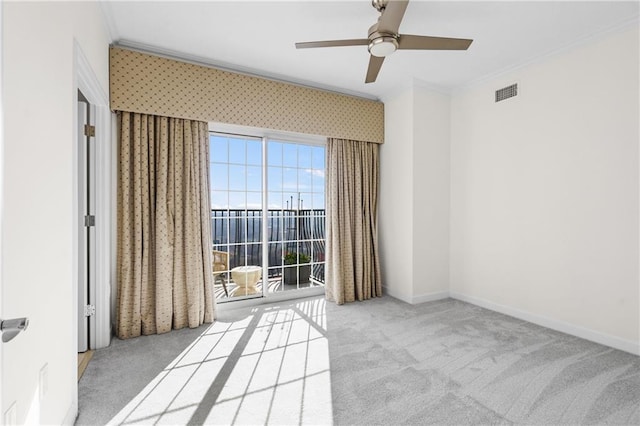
[212,250,229,297]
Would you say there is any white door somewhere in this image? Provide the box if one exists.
[0,4,29,421]
[77,90,96,353]
[0,0,4,415]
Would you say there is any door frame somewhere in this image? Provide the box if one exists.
[73,41,112,355]
[0,0,5,416]
[76,90,94,353]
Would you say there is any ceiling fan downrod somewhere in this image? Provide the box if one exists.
[371,0,389,13]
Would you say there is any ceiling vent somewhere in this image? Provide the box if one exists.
[495,83,518,102]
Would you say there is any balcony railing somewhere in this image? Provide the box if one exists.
[211,209,326,283]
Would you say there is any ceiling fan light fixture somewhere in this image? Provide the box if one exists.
[368,36,398,57]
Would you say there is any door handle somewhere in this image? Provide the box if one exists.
[1,317,29,343]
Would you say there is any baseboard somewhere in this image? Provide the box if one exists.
[411,291,450,304]
[450,291,640,356]
[382,287,450,305]
[216,286,325,312]
[62,398,78,426]
[382,285,412,304]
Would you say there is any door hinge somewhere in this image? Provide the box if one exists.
[84,305,96,317]
[84,124,95,137]
[84,215,95,227]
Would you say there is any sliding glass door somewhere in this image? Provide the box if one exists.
[210,132,325,302]
[210,134,264,300]
[267,141,325,293]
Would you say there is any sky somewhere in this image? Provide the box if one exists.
[210,135,325,211]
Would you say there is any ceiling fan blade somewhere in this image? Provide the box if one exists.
[377,0,410,34]
[365,55,385,83]
[398,34,473,50]
[295,39,369,49]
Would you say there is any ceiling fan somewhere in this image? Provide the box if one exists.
[295,0,473,84]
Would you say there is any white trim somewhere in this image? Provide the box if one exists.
[218,292,327,316]
[215,286,325,313]
[209,122,326,147]
[76,92,89,353]
[411,290,450,305]
[71,50,80,426]
[110,116,118,331]
[379,78,452,102]
[261,136,269,299]
[382,285,412,304]
[383,287,450,305]
[61,399,78,426]
[450,291,640,356]
[74,40,112,351]
[412,78,451,96]
[93,98,112,350]
[97,1,118,43]
[0,0,4,414]
[453,16,640,96]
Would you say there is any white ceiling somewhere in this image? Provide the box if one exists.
[101,1,639,100]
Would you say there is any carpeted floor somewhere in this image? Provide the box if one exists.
[77,295,640,425]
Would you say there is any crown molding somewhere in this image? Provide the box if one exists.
[97,0,117,44]
[452,15,640,96]
[412,77,452,96]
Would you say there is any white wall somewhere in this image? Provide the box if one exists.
[450,26,639,352]
[380,84,452,303]
[2,2,110,424]
[380,89,414,302]
[412,86,450,301]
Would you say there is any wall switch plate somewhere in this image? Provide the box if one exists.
[4,401,17,425]
[39,363,49,402]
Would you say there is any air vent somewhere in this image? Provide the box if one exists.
[495,83,518,102]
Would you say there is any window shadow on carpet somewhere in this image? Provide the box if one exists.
[97,297,332,425]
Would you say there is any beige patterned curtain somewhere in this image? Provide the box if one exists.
[325,138,382,304]
[116,111,215,339]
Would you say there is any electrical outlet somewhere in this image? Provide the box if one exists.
[4,401,17,425]
[39,363,49,402]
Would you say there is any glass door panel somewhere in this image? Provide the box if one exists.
[267,140,325,294]
[210,133,264,301]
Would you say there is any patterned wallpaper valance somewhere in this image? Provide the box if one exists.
[109,47,384,144]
